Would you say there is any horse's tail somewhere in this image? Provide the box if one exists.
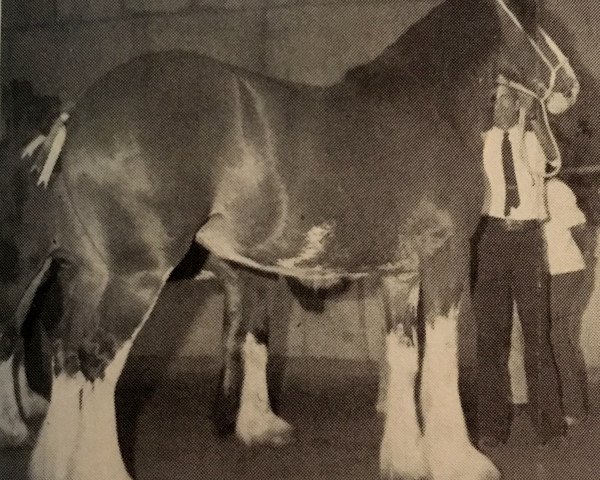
[23,106,73,189]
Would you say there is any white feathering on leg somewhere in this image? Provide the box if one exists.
[421,308,500,480]
[30,269,170,480]
[380,331,428,480]
[236,333,293,446]
[375,359,390,415]
[68,341,134,480]
[30,371,85,480]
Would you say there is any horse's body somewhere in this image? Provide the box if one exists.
[59,51,464,282]
[0,0,579,479]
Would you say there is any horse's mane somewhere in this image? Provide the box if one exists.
[344,0,533,93]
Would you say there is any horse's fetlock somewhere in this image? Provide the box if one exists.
[78,330,118,382]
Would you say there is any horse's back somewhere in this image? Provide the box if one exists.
[55,52,252,268]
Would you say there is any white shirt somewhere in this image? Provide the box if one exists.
[481,126,548,220]
[544,178,586,275]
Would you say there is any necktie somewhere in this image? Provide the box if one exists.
[502,130,520,216]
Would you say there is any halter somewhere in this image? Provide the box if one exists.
[494,0,577,104]
[498,76,561,178]
[494,0,579,178]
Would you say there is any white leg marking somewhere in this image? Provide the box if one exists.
[30,372,86,480]
[236,333,293,446]
[30,269,172,480]
[17,362,49,419]
[421,308,500,480]
[68,341,134,480]
[377,278,420,416]
[375,359,390,415]
[407,283,420,318]
[0,356,30,447]
[380,332,428,480]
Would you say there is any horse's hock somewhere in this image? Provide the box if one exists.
[3,0,600,372]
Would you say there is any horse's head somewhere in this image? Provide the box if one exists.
[490,0,579,115]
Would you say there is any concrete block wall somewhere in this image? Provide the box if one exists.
[2,0,441,101]
[2,0,600,367]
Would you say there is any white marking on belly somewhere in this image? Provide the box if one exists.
[277,223,334,268]
[197,216,418,282]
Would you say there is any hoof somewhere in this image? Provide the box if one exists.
[428,445,501,480]
[380,442,429,480]
[236,413,295,447]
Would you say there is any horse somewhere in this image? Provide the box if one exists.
[0,0,579,479]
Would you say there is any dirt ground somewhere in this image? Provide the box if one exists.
[2,357,600,480]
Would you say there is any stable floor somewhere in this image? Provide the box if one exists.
[2,358,600,480]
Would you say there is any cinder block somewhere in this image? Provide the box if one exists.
[192,0,267,7]
[137,10,268,72]
[56,0,122,20]
[3,0,31,28]
[124,0,192,14]
[6,21,136,102]
[27,0,55,24]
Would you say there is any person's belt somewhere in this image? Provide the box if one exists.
[483,216,541,232]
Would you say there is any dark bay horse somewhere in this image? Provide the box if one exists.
[0,0,579,479]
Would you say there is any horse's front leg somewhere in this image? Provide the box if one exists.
[379,274,428,480]
[419,245,500,480]
[212,260,245,437]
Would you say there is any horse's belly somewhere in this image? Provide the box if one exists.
[195,210,421,283]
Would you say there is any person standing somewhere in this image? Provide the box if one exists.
[471,83,565,449]
[545,177,591,425]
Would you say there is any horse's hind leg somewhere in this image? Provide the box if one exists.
[232,268,293,446]
[29,256,171,480]
[379,274,428,480]
[212,259,245,436]
[419,244,500,480]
